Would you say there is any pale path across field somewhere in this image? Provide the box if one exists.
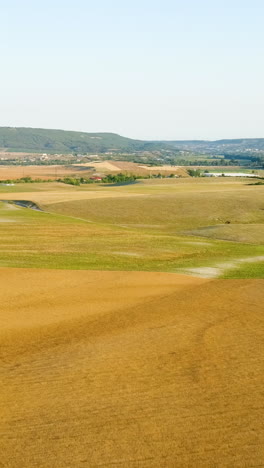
[0,269,263,467]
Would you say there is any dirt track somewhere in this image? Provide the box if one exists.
[1,269,263,467]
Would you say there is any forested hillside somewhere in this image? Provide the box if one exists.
[0,127,170,154]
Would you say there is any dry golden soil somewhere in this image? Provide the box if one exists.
[0,165,93,180]
[1,269,263,467]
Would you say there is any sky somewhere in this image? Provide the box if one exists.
[1,0,264,140]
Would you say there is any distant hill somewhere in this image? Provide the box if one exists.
[167,138,264,155]
[0,127,171,154]
[0,127,263,157]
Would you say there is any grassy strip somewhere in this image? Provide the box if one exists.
[0,202,263,277]
[221,261,264,279]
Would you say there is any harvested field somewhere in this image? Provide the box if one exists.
[0,269,263,467]
[139,164,182,171]
[109,161,149,171]
[106,161,189,177]
[76,161,189,176]
[0,174,263,466]
[0,178,263,278]
[139,164,188,176]
[0,165,93,180]
[47,186,264,232]
[88,161,122,172]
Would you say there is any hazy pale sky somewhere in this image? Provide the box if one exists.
[1,0,263,140]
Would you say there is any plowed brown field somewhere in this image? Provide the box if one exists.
[1,269,263,467]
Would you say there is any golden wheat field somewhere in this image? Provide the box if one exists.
[1,268,264,467]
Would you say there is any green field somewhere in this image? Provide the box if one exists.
[0,177,263,278]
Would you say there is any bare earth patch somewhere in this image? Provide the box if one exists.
[183,255,264,278]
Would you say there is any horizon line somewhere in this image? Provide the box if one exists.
[0,126,264,142]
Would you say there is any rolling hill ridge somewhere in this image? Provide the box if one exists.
[0,127,264,156]
[0,127,170,154]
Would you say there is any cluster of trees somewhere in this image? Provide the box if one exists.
[176,159,231,166]
[187,169,202,177]
[102,173,137,183]
[0,173,179,186]
[58,173,139,186]
[224,155,264,168]
[187,169,227,177]
[0,176,53,184]
[57,177,94,186]
[58,173,178,186]
[0,159,78,166]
